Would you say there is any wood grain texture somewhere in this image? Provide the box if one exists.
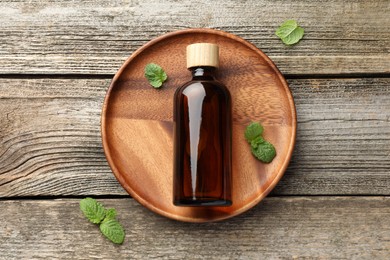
[0,197,389,259]
[0,77,389,197]
[0,0,389,75]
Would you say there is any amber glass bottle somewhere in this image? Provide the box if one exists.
[173,43,232,206]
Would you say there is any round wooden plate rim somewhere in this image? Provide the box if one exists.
[101,28,297,222]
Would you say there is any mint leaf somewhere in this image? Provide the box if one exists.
[100,219,125,244]
[80,197,106,224]
[250,136,265,149]
[251,139,276,163]
[80,198,126,245]
[280,27,304,45]
[245,121,277,163]
[144,63,168,88]
[245,122,264,142]
[105,208,117,220]
[276,20,298,38]
[276,20,304,45]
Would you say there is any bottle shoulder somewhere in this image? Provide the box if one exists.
[175,80,230,97]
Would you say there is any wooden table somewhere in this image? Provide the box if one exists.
[1,0,389,259]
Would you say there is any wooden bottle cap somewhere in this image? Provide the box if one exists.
[186,43,219,68]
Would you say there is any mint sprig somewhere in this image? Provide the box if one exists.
[80,198,125,244]
[144,63,168,88]
[275,20,304,45]
[245,122,276,163]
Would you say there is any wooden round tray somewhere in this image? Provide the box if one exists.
[101,28,296,222]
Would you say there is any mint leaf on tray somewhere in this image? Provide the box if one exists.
[245,122,264,142]
[144,63,168,88]
[245,122,276,163]
[251,138,277,163]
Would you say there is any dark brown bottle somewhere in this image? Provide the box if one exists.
[173,43,232,206]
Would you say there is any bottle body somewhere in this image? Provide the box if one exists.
[173,67,232,206]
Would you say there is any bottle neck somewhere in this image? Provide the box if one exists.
[189,66,217,80]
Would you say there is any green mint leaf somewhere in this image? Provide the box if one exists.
[276,20,304,45]
[275,20,298,38]
[144,63,168,88]
[245,122,277,163]
[100,219,125,244]
[250,139,276,163]
[245,122,264,142]
[250,136,265,149]
[104,208,117,220]
[280,27,304,45]
[80,197,106,224]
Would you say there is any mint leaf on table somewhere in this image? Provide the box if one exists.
[80,197,106,224]
[80,198,125,245]
[100,219,125,245]
[275,20,304,45]
[244,122,264,142]
[105,208,117,220]
[144,63,168,88]
[245,122,277,163]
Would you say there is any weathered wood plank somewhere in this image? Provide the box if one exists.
[0,197,388,259]
[0,0,389,75]
[0,78,389,196]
